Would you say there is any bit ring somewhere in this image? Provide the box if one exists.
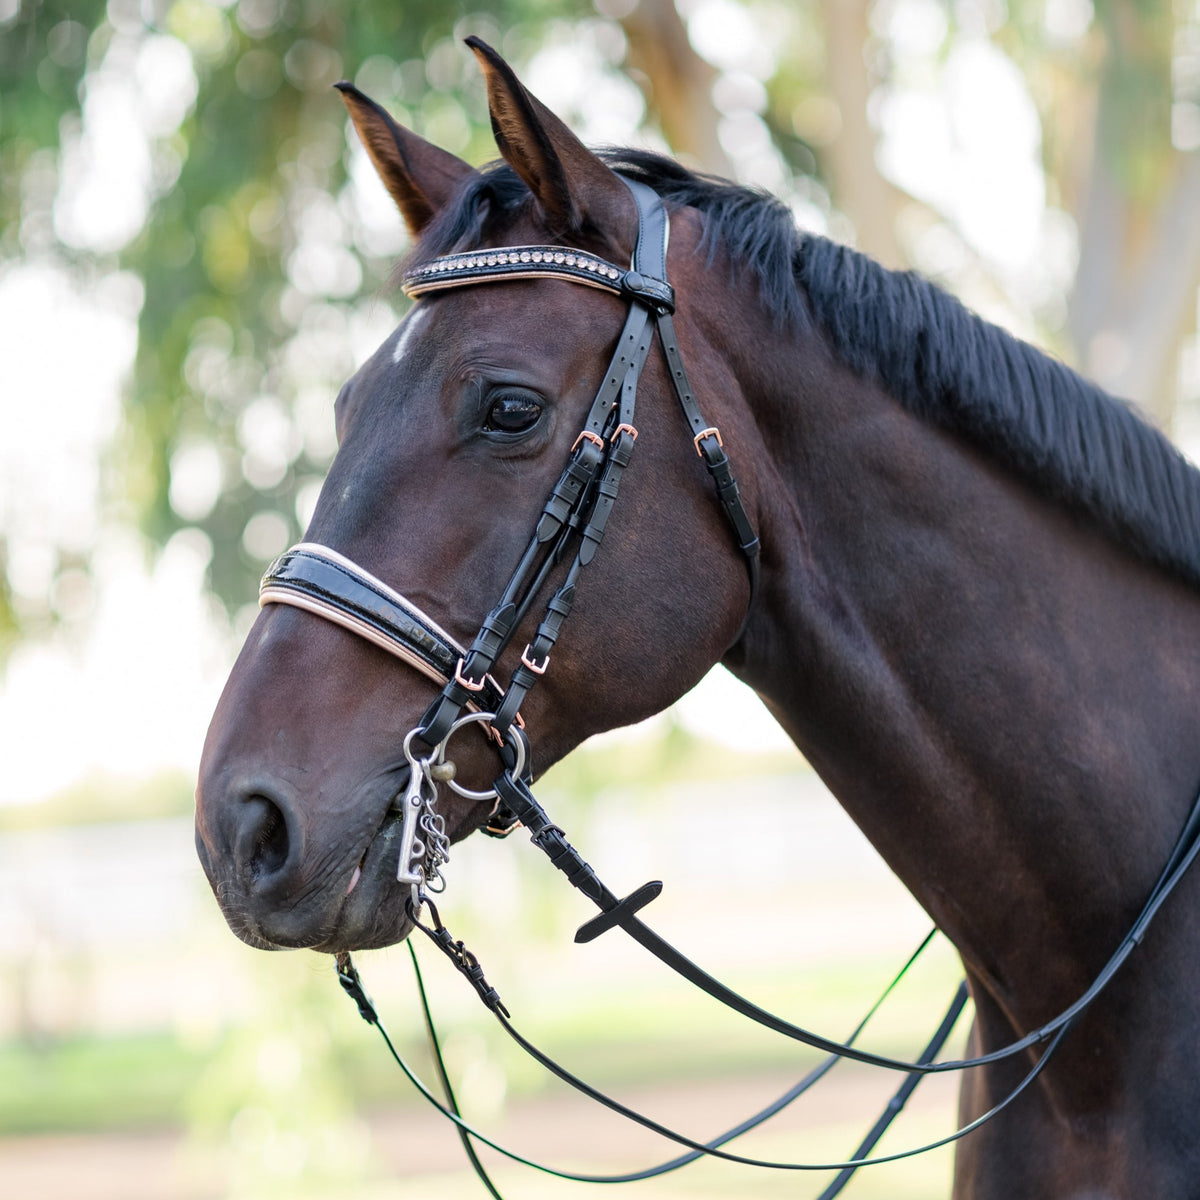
[435,711,527,801]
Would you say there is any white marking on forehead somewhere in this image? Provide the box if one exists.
[391,305,430,364]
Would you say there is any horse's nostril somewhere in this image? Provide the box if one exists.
[234,793,294,887]
[250,796,290,878]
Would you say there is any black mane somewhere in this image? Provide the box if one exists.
[414,149,1200,590]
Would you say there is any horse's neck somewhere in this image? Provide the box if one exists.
[728,328,1200,1021]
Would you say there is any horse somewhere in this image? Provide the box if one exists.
[194,37,1200,1199]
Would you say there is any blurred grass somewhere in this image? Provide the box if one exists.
[0,1033,209,1133]
[0,769,196,831]
[0,949,966,1136]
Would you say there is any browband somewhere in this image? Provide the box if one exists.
[259,543,511,718]
[402,245,675,313]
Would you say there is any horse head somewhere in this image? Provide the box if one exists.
[195,40,759,953]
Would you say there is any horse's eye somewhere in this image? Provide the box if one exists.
[484,391,543,434]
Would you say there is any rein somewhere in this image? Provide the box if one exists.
[258,178,1200,1195]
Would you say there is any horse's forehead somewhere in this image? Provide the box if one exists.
[389,303,431,365]
[382,280,624,372]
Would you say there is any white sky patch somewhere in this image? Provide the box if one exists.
[0,255,234,806]
[1044,0,1094,46]
[526,32,645,147]
[286,189,362,298]
[877,35,1045,272]
[168,439,224,522]
[0,531,230,804]
[874,0,948,56]
[680,0,777,79]
[344,137,409,260]
[586,666,800,756]
[0,263,139,563]
[55,32,197,254]
[673,667,798,753]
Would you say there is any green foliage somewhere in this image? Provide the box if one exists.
[0,0,594,637]
[121,0,587,612]
[4,0,1194,643]
[0,1031,208,1133]
[1092,0,1178,196]
[0,949,961,1136]
[0,0,106,245]
[186,953,375,1199]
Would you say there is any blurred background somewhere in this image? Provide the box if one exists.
[1,0,1198,1196]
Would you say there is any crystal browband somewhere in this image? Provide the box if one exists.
[402,244,675,312]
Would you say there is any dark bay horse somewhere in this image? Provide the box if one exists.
[195,38,1200,1198]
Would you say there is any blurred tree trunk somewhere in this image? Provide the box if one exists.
[621,0,907,265]
[619,0,732,174]
[1068,0,1200,425]
[818,0,905,267]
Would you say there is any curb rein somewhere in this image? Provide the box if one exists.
[258,179,1200,1195]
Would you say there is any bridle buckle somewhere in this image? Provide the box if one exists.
[520,645,550,675]
[571,429,605,453]
[454,656,487,692]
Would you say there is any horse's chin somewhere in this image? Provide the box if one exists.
[324,808,421,951]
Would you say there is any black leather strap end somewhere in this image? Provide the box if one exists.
[536,446,603,541]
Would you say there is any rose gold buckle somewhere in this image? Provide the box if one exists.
[454,656,487,692]
[485,712,524,744]
[521,645,549,675]
[611,423,638,442]
[572,430,605,452]
[693,426,722,456]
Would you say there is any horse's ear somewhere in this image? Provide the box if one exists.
[465,36,631,237]
[335,81,475,237]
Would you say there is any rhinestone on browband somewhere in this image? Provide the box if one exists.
[401,244,676,314]
[402,245,627,300]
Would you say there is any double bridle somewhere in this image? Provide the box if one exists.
[259,179,1200,1196]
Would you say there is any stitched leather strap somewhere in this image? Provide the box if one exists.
[493,768,1200,1074]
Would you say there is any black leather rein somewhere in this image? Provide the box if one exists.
[258,177,1200,1197]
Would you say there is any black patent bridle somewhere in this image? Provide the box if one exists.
[259,178,1200,1196]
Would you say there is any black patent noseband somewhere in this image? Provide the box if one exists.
[261,542,511,718]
